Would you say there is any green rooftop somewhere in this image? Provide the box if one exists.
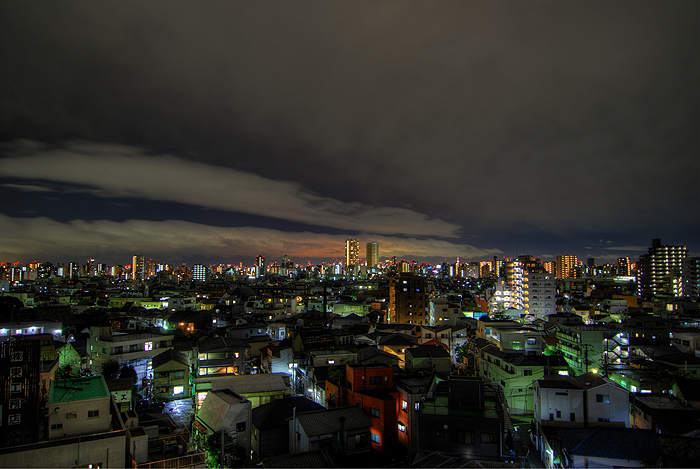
[49,375,111,403]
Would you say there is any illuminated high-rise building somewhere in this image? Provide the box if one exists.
[366,241,379,268]
[389,272,427,325]
[555,255,578,279]
[617,257,632,276]
[192,264,209,282]
[255,255,265,278]
[683,257,700,301]
[132,255,145,281]
[345,238,359,267]
[636,239,687,299]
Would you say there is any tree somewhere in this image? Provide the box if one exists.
[119,365,138,384]
[102,359,120,380]
[58,364,73,379]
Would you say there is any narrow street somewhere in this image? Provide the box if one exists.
[511,419,544,468]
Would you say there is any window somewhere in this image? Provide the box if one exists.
[398,422,406,432]
[50,423,63,430]
[527,337,537,345]
[401,400,408,412]
[596,394,610,403]
[236,421,246,432]
[235,352,240,359]
[173,386,184,395]
[458,431,473,444]
[114,346,123,354]
[415,402,420,411]
[174,370,185,379]
[129,344,138,352]
[556,410,561,418]
[369,407,380,418]
[524,369,533,376]
[480,432,497,443]
[570,413,575,422]
[371,433,380,444]
[88,410,99,418]
[369,376,382,386]
[598,418,610,423]
[144,342,153,351]
[66,412,77,419]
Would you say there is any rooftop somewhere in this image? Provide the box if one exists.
[49,375,110,403]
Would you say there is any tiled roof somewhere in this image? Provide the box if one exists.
[406,345,451,359]
[252,396,324,430]
[379,332,418,346]
[152,348,191,369]
[263,449,336,468]
[557,427,662,462]
[296,406,371,437]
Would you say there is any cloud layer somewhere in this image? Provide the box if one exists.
[0,213,498,265]
[0,141,460,237]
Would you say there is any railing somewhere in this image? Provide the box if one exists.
[137,452,205,469]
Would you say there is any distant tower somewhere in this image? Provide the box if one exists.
[345,238,359,267]
[255,255,266,278]
[366,241,379,268]
[132,255,145,281]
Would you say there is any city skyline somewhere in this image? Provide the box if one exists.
[1,2,698,266]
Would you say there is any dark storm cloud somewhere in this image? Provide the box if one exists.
[0,1,697,262]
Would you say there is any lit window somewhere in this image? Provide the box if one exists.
[371,433,380,444]
[401,400,408,412]
[398,422,406,432]
[173,386,184,395]
[144,342,153,351]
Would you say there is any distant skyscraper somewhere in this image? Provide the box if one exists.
[345,238,359,267]
[255,255,265,278]
[637,239,687,299]
[132,255,145,280]
[555,255,578,279]
[366,241,379,268]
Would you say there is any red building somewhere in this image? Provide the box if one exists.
[325,363,400,456]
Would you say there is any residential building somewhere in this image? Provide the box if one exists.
[48,376,112,440]
[389,273,427,325]
[194,389,252,456]
[555,324,616,375]
[417,377,510,462]
[534,372,629,435]
[527,272,556,319]
[636,238,688,299]
[556,255,578,279]
[345,238,360,268]
[251,395,324,459]
[289,406,372,456]
[152,348,192,400]
[366,241,379,269]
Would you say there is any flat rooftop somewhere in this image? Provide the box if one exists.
[49,375,110,403]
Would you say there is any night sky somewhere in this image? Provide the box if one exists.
[1,2,698,266]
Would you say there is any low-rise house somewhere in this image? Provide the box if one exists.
[289,406,372,456]
[251,395,324,458]
[196,336,251,376]
[152,348,192,400]
[534,372,629,457]
[404,345,451,373]
[550,427,662,469]
[194,389,252,457]
[48,375,112,440]
[194,373,290,409]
